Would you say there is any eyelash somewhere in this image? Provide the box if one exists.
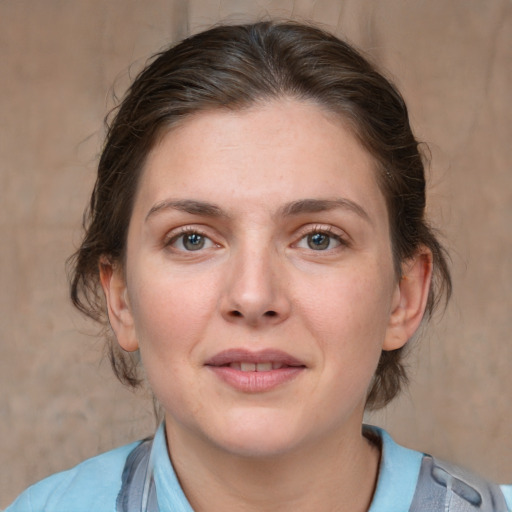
[164,227,216,252]
[294,225,348,252]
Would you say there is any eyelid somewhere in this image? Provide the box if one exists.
[164,225,221,251]
[294,223,349,243]
[290,224,351,254]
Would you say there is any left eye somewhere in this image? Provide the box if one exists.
[169,232,215,251]
[296,231,342,251]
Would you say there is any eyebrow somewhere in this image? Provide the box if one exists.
[279,198,371,223]
[145,199,227,221]
[145,197,371,223]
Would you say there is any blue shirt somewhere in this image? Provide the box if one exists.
[6,424,512,511]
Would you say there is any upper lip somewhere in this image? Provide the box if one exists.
[205,349,306,367]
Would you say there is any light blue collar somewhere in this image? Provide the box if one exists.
[367,426,424,512]
[151,423,195,511]
[151,423,423,512]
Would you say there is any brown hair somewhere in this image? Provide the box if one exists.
[69,21,451,409]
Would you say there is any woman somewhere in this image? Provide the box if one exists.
[6,21,511,512]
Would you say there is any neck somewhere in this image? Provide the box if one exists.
[165,420,380,512]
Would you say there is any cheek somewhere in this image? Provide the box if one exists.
[126,270,219,417]
[297,265,395,364]
[127,264,220,357]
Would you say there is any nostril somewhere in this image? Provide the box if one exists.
[226,309,279,320]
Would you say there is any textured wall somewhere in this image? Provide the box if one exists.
[1,0,511,507]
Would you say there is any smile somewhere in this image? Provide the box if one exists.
[205,349,306,393]
[228,362,285,371]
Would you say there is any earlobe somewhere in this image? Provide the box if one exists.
[383,248,433,351]
[99,258,139,352]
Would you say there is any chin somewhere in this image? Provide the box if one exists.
[205,408,310,459]
[213,431,302,459]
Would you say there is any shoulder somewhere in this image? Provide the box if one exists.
[5,441,140,512]
[366,426,512,512]
[410,454,511,511]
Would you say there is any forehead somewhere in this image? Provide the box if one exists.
[135,99,387,221]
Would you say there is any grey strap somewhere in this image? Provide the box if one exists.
[117,437,159,512]
[409,454,508,511]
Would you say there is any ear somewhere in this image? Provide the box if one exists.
[99,258,139,352]
[383,247,433,351]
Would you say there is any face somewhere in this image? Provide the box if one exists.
[102,99,428,458]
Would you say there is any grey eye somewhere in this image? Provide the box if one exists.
[182,233,206,251]
[307,232,331,250]
[167,230,216,252]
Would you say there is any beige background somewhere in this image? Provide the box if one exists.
[1,0,511,507]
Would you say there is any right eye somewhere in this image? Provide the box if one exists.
[166,230,216,252]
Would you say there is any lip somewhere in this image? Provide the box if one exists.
[205,349,307,393]
[205,348,305,367]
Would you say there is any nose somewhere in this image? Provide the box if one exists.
[220,243,291,327]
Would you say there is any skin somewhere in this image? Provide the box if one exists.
[101,99,432,511]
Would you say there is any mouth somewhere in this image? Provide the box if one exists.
[225,361,287,371]
[205,348,306,369]
[205,349,306,393]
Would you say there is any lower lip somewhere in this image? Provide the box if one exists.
[207,366,305,393]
